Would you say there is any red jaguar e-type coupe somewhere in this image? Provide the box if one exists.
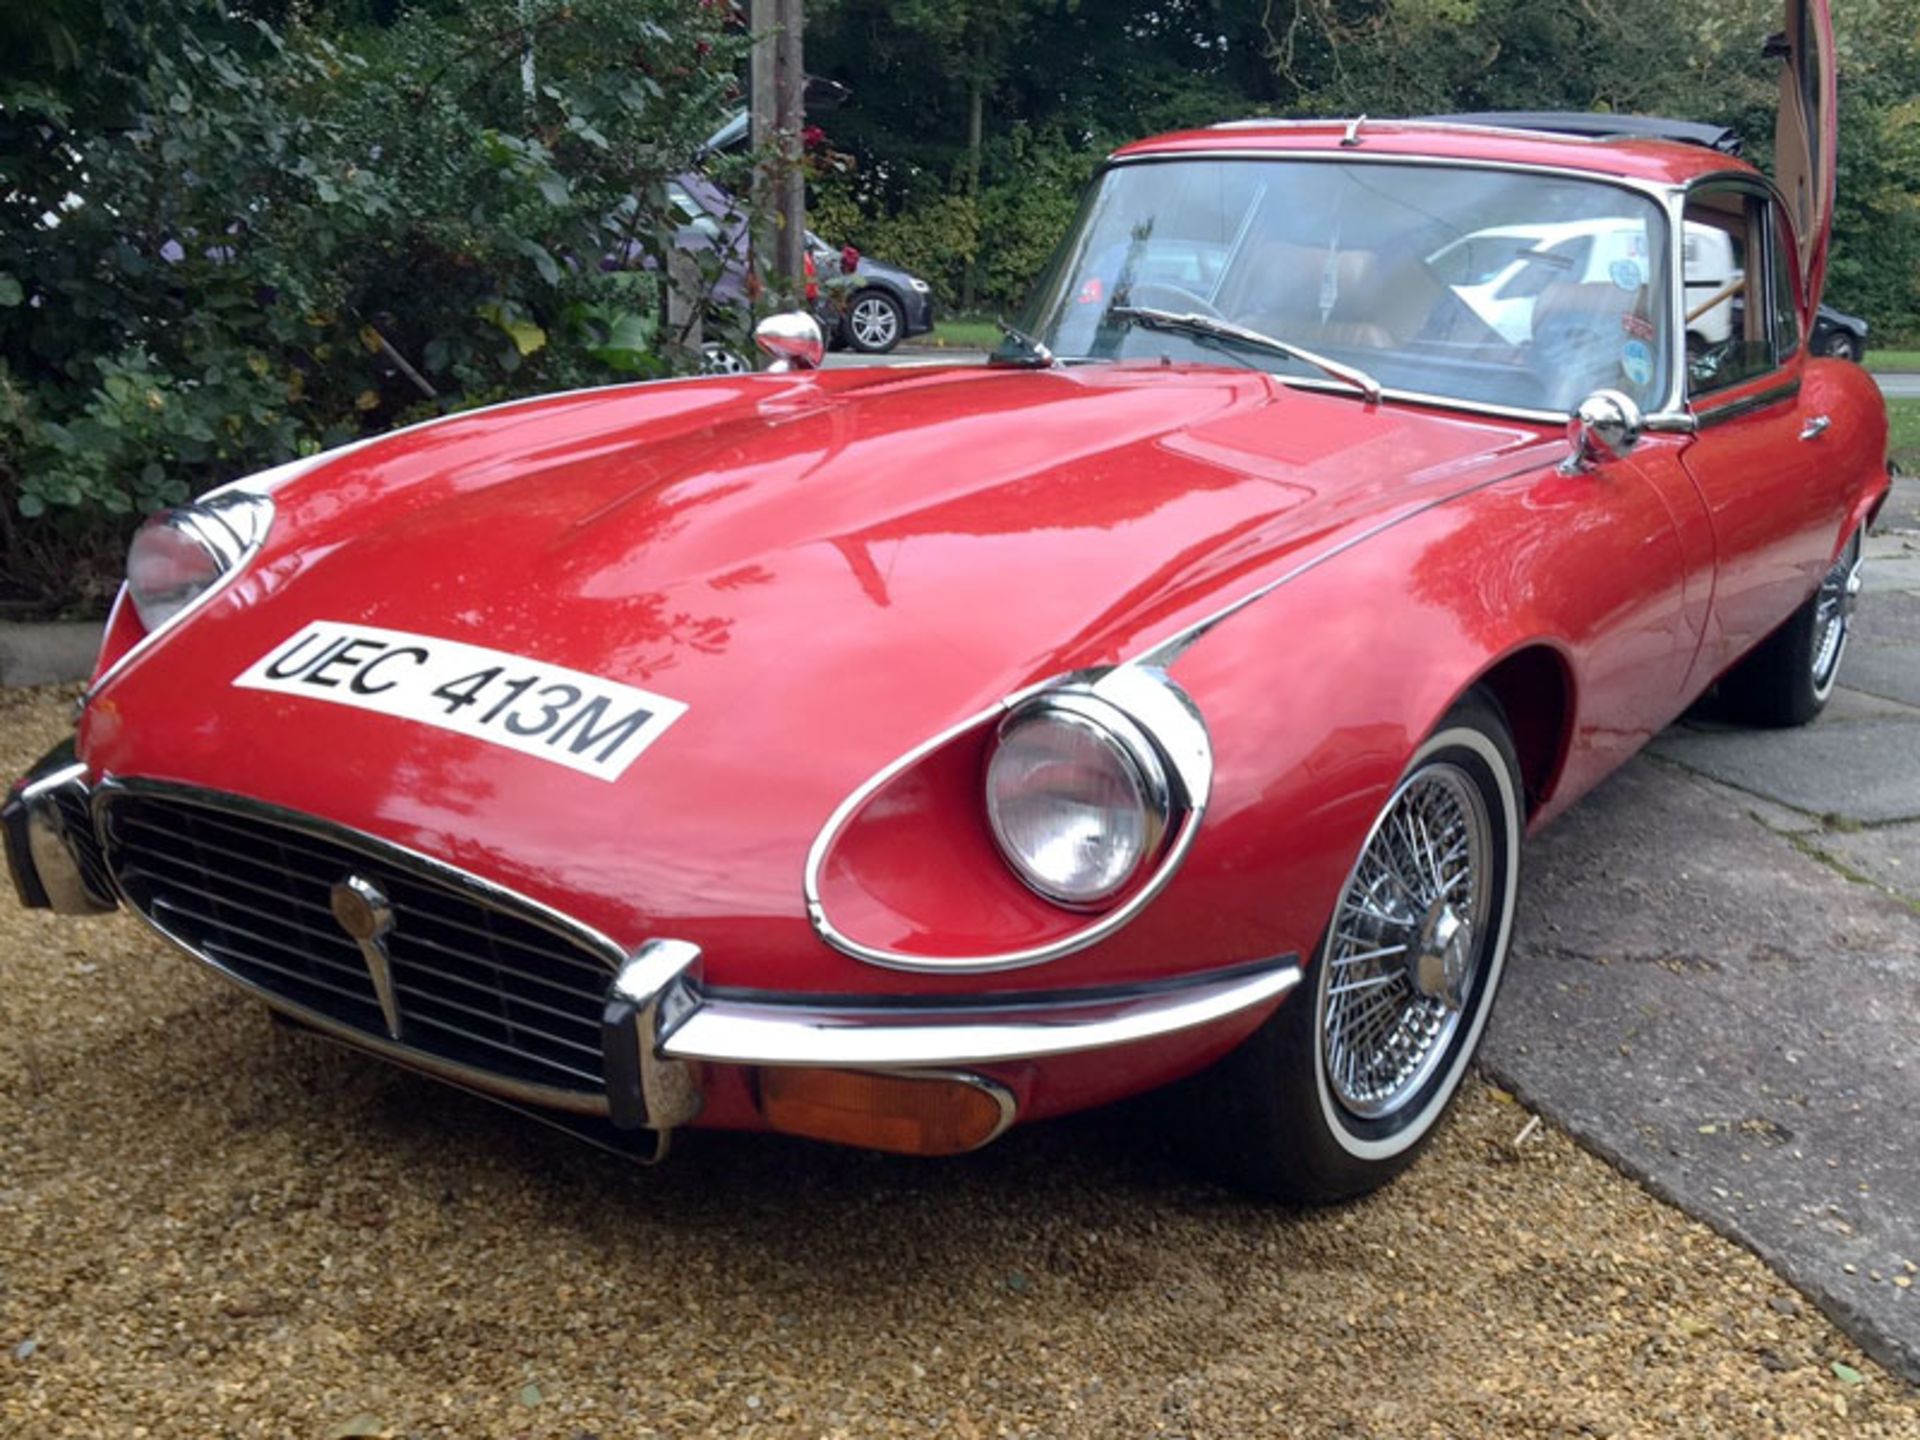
[7,1,1887,1200]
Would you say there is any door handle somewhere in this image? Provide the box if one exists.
[1800,415,1832,441]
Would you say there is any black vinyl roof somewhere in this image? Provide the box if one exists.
[1415,112,1744,156]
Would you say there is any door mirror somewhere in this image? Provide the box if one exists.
[754,311,825,372]
[1560,389,1644,475]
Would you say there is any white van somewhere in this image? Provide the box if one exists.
[1429,219,1741,349]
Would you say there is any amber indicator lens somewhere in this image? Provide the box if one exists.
[758,1068,1010,1156]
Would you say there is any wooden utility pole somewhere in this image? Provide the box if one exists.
[748,0,807,307]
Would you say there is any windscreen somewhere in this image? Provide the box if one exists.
[1006,157,1674,416]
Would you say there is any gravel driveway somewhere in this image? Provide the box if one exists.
[3,686,1917,1437]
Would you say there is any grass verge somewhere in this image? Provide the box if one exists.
[1863,348,1920,374]
[1888,396,1920,471]
[925,317,1002,350]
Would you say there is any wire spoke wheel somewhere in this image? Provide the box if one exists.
[1319,762,1493,1120]
[1810,538,1861,695]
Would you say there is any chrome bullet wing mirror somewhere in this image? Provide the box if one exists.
[1560,388,1645,475]
[753,312,825,372]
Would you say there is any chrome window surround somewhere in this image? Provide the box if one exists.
[804,664,1213,973]
[1096,149,1701,433]
[1678,172,1811,426]
[1694,379,1803,431]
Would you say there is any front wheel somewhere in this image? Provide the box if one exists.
[1197,691,1523,1203]
[842,289,905,354]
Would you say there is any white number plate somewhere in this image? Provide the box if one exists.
[234,620,687,782]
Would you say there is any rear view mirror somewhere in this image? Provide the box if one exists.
[754,311,825,372]
[1560,389,1644,475]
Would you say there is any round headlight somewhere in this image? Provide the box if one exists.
[125,495,271,632]
[985,699,1171,907]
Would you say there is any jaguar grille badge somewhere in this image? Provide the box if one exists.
[330,874,403,1040]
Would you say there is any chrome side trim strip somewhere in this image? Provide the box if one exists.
[664,957,1300,1068]
[1693,379,1802,430]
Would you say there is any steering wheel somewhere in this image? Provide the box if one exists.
[1121,282,1225,319]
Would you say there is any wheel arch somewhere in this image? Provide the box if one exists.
[1454,642,1577,822]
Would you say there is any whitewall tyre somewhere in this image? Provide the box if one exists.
[1196,690,1523,1203]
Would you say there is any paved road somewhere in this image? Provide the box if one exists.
[1485,473,1920,1382]
[1878,373,1920,400]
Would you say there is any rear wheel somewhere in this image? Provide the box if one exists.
[1198,692,1523,1203]
[1822,331,1861,362]
[1719,531,1862,728]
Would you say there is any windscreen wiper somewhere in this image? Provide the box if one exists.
[1110,305,1383,403]
[989,320,1057,368]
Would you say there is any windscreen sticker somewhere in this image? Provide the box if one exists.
[1610,259,1644,292]
[234,620,687,782]
[1621,313,1656,341]
[1620,339,1654,387]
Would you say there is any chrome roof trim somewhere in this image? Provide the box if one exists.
[1103,146,1689,209]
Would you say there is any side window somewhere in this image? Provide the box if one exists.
[1684,191,1777,398]
[1769,206,1803,362]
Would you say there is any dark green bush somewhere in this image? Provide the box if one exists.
[0,0,741,611]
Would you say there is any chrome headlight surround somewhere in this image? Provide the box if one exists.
[985,691,1174,908]
[124,490,274,634]
[804,664,1213,973]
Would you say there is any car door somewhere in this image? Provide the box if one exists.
[1676,183,1847,687]
[1774,0,1837,328]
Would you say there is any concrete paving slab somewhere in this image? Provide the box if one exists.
[1838,643,1920,709]
[1649,715,1920,823]
[1484,756,1920,1381]
[0,621,102,688]
[1807,821,1920,909]
[1861,554,1920,594]
[1820,684,1920,723]
[1853,587,1920,647]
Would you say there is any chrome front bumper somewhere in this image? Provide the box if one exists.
[6,744,1301,1153]
[3,738,115,916]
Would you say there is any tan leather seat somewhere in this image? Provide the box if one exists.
[1221,242,1443,355]
[1217,241,1399,351]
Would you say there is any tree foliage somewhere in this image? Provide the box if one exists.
[806,0,1920,337]
[0,0,738,609]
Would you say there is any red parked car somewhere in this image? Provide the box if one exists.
[7,2,1887,1200]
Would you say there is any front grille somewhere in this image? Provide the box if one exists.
[52,785,112,903]
[100,791,617,1100]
